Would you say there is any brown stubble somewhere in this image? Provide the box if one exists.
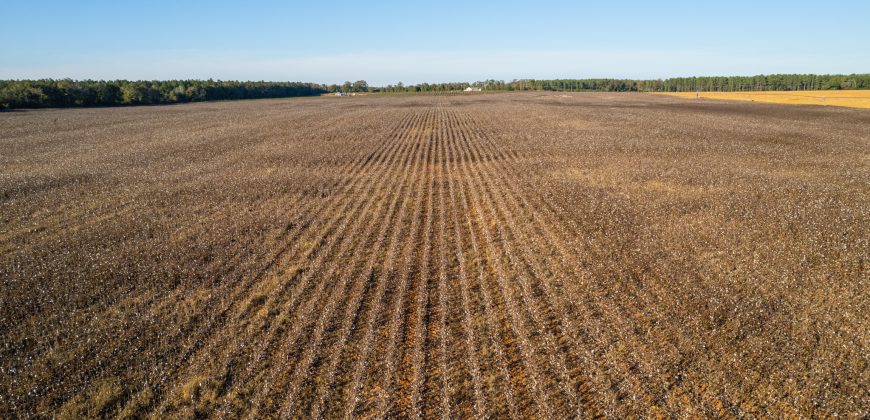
[1,93,867,418]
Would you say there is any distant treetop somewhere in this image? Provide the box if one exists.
[2,74,868,109]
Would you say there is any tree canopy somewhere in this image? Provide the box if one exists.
[0,79,327,109]
[2,74,868,109]
[373,74,870,94]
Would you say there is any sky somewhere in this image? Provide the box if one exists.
[2,0,868,85]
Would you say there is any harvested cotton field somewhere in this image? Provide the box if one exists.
[1,92,867,418]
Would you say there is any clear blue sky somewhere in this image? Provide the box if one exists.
[2,0,868,85]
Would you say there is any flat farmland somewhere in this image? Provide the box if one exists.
[1,93,868,418]
[660,90,870,109]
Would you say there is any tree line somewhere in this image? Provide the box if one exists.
[3,74,868,109]
[380,74,870,93]
[0,79,327,109]
[323,80,472,93]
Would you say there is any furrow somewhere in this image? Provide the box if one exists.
[364,108,436,419]
[218,111,424,417]
[460,112,608,416]
[396,108,440,419]
[245,133,415,416]
[453,109,592,417]
[421,104,452,419]
[448,110,555,418]
[117,109,413,416]
[444,111,521,419]
[440,108,487,419]
[304,124,424,419]
[463,110,663,414]
[335,109,431,419]
[273,116,428,417]
[152,110,419,416]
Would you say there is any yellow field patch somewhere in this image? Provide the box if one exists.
[659,90,870,109]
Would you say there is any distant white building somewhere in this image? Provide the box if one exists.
[465,87,482,92]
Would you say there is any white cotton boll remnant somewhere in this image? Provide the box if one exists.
[0,93,866,418]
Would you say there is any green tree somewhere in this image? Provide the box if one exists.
[351,80,369,92]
